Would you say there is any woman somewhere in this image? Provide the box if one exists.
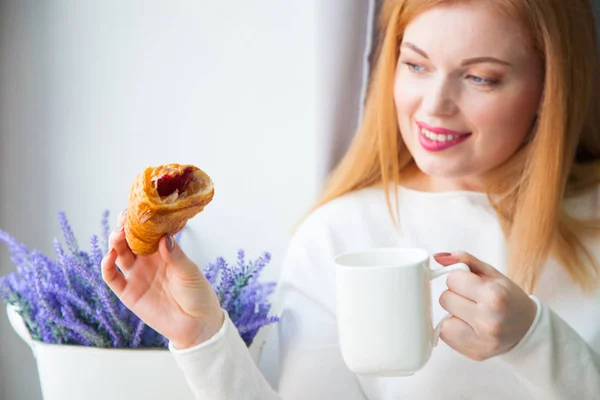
[102,0,600,398]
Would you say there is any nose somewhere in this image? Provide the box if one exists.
[422,76,458,118]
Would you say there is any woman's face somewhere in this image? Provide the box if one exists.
[394,2,544,190]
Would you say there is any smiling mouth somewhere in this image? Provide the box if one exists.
[419,127,471,142]
[416,123,472,152]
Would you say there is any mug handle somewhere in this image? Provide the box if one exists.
[429,262,471,346]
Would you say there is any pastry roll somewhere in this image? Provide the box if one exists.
[125,163,214,255]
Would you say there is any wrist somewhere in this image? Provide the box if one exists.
[171,309,225,350]
[502,295,543,358]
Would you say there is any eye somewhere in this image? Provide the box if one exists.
[403,62,426,74]
[467,75,498,86]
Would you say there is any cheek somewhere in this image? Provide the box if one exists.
[468,91,538,146]
[394,73,420,128]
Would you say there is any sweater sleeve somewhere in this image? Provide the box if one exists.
[168,287,368,400]
[168,217,368,400]
[169,308,280,400]
[498,296,600,399]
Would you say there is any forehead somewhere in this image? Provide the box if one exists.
[402,3,532,61]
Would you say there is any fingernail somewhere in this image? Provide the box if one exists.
[435,255,460,264]
[117,225,125,232]
[433,252,451,257]
[166,235,175,253]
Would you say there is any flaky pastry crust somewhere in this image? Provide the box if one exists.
[125,163,214,255]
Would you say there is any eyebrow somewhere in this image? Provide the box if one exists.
[401,42,512,67]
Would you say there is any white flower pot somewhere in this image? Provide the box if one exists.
[7,304,264,400]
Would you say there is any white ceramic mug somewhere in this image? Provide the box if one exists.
[334,247,470,377]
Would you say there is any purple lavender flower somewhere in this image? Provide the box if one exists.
[204,250,279,347]
[0,210,278,348]
[0,211,168,348]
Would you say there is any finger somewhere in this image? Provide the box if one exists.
[439,316,482,361]
[439,289,478,325]
[117,208,128,228]
[435,251,500,278]
[101,249,127,296]
[446,270,486,302]
[108,226,136,271]
[158,235,201,276]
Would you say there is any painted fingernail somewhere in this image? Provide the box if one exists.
[435,255,461,264]
[433,252,451,257]
[166,235,175,253]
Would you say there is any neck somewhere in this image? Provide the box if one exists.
[400,162,486,193]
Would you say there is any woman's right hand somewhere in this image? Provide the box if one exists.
[101,209,224,349]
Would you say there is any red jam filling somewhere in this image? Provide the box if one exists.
[155,167,194,197]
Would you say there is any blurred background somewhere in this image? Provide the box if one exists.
[1,1,599,399]
[0,1,372,398]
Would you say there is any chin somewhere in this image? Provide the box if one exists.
[412,155,476,179]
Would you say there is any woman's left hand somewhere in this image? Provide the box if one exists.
[434,251,538,361]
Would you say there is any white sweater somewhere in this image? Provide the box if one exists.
[170,185,600,399]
